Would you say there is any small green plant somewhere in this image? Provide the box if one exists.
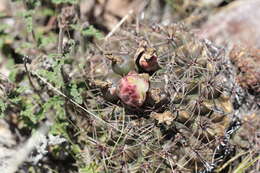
[51,0,78,4]
[81,25,103,39]
[71,24,104,39]
[79,164,99,173]
[70,83,83,104]
[37,55,65,88]
[19,10,34,33]
[0,100,7,118]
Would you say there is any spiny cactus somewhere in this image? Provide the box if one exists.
[84,22,243,172]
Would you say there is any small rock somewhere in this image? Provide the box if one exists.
[197,0,260,48]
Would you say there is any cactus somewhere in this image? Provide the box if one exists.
[86,23,243,172]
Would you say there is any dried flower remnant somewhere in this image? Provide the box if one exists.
[58,6,78,29]
[90,74,120,103]
[117,72,149,108]
[58,6,78,54]
[103,72,122,102]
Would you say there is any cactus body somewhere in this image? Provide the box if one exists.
[88,23,243,172]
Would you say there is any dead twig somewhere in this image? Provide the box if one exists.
[105,10,134,41]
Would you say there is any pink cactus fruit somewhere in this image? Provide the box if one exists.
[117,72,149,108]
[135,40,160,73]
[138,51,159,72]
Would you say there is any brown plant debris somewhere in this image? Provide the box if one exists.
[229,46,260,94]
[151,111,176,125]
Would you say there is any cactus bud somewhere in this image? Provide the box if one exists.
[105,53,135,76]
[117,71,149,108]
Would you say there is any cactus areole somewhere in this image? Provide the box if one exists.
[117,72,149,108]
